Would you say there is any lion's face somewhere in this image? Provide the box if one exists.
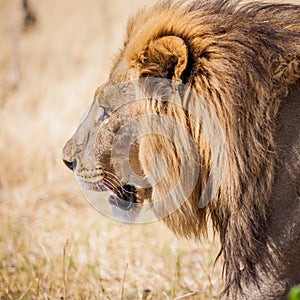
[62,59,197,221]
[62,61,152,221]
[62,28,227,223]
[62,29,206,222]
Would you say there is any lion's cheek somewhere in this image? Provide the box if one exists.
[94,129,115,168]
[138,135,181,202]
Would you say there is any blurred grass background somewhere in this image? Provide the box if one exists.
[2,0,297,299]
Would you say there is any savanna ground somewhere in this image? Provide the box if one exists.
[0,0,298,299]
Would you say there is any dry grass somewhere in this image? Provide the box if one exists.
[2,0,297,299]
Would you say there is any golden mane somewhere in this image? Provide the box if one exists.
[120,0,300,296]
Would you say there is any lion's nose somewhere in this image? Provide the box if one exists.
[63,159,77,171]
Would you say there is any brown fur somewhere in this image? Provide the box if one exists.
[63,1,300,298]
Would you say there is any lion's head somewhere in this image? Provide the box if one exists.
[62,0,300,298]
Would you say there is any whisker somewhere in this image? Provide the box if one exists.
[103,178,119,192]
[103,170,136,195]
[103,172,121,185]
[95,182,109,192]
[102,179,115,190]
[103,170,121,181]
[103,170,123,186]
[106,177,122,190]
[104,175,134,194]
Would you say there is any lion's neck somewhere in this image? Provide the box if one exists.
[219,82,300,299]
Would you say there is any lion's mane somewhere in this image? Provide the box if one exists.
[114,0,300,296]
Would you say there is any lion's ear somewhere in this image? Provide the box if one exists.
[141,36,188,81]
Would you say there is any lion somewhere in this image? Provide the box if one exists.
[62,0,300,299]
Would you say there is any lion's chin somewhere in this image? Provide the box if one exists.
[107,191,141,223]
[108,194,135,211]
[107,185,156,223]
[109,200,142,223]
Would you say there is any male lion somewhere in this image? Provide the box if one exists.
[62,0,300,299]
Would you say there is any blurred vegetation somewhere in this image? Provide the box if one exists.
[289,286,300,300]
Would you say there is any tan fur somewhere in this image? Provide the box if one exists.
[63,1,300,298]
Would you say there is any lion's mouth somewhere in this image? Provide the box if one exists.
[108,184,137,211]
[76,174,155,222]
[76,173,140,212]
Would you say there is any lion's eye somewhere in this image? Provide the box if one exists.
[102,107,111,120]
[97,106,110,123]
